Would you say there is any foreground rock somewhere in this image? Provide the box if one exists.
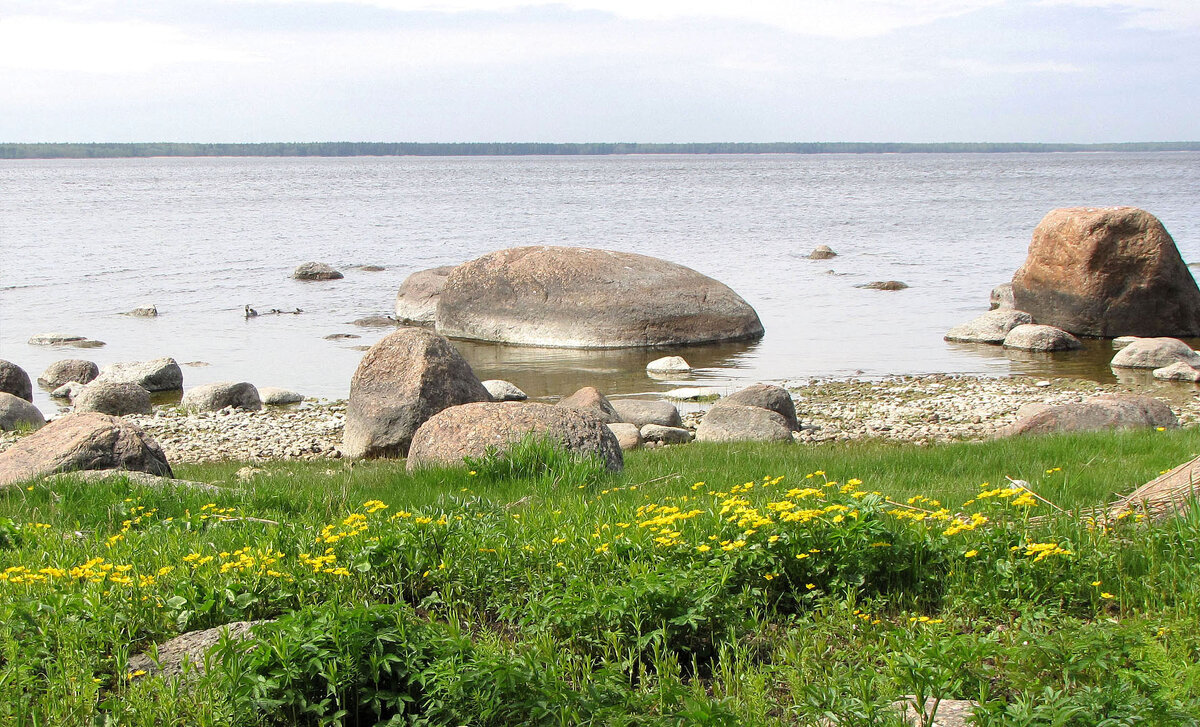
[127,622,263,681]
[1012,207,1200,337]
[558,386,621,423]
[0,413,172,487]
[1153,362,1200,382]
[434,246,764,348]
[258,387,304,405]
[394,265,456,325]
[999,394,1177,437]
[723,384,800,430]
[482,380,528,402]
[611,399,682,428]
[182,382,262,412]
[38,359,99,389]
[95,357,184,392]
[695,404,794,443]
[0,360,33,402]
[343,329,490,459]
[808,245,837,260]
[0,393,44,432]
[1110,337,1200,369]
[1001,324,1082,352]
[292,262,343,280]
[407,402,623,472]
[74,382,153,416]
[607,423,643,450]
[944,310,1033,344]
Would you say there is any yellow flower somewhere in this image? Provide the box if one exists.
[697,544,711,553]
[1101,592,1115,600]
[964,550,978,558]
[1091,580,1102,586]
[805,583,816,590]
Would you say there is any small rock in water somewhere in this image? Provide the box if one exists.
[482,380,528,401]
[646,356,692,374]
[1152,362,1200,382]
[359,265,386,272]
[28,333,106,348]
[664,387,723,401]
[183,361,210,367]
[51,381,86,401]
[38,359,99,389]
[1112,336,1139,350]
[324,333,361,340]
[807,245,837,260]
[293,262,343,281]
[126,305,158,317]
[857,281,909,291]
[352,316,398,327]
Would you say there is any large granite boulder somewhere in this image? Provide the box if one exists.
[0,412,172,487]
[1011,207,1200,337]
[695,404,794,443]
[1110,337,1200,369]
[394,265,456,326]
[38,359,99,389]
[999,394,1177,437]
[558,386,621,424]
[1001,324,1082,352]
[74,382,153,416]
[181,382,262,412]
[343,329,490,459]
[944,310,1033,344]
[94,357,183,392]
[610,399,682,428]
[0,360,33,402]
[0,393,44,431]
[434,246,764,348]
[722,384,800,430]
[293,262,343,281]
[406,402,623,472]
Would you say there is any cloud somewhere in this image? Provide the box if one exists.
[0,15,257,73]
[1039,0,1200,32]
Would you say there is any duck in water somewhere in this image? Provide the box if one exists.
[244,305,258,318]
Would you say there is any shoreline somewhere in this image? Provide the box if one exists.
[4,373,1198,464]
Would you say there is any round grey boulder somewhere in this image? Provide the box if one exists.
[75,382,153,416]
[482,380,528,402]
[808,245,837,260]
[640,423,693,445]
[395,265,456,326]
[695,404,794,444]
[0,392,44,431]
[94,357,183,392]
[646,356,691,374]
[607,422,643,451]
[722,384,799,430]
[999,394,1177,436]
[407,401,623,472]
[344,328,491,459]
[1152,362,1200,382]
[0,360,33,402]
[434,246,763,348]
[1110,337,1200,369]
[259,387,304,405]
[293,262,343,281]
[181,382,262,412]
[610,399,682,428]
[558,386,621,424]
[0,412,172,488]
[38,359,99,389]
[1002,324,1082,352]
[945,310,1033,344]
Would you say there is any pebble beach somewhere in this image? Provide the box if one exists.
[5,374,1197,464]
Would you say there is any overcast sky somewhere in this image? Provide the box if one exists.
[1,0,1197,143]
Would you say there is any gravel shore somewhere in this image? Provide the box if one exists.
[3,375,1198,463]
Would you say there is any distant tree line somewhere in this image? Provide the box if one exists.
[1,141,1197,159]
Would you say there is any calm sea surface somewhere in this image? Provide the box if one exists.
[2,153,1198,412]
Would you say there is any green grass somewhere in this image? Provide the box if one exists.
[2,429,1200,725]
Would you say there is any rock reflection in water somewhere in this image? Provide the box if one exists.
[450,338,762,400]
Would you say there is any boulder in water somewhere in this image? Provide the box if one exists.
[434,246,763,348]
[646,356,691,374]
[1152,362,1200,382]
[1012,207,1200,337]
[38,359,99,389]
[293,262,344,281]
[1001,324,1082,352]
[94,357,183,392]
[808,245,837,260]
[945,310,1034,344]
[1110,337,1200,369]
[74,382,153,416]
[394,265,456,326]
[482,380,528,402]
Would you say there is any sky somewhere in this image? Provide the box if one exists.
[0,0,1197,143]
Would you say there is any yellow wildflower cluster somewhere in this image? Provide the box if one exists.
[218,547,285,577]
[1014,541,1073,562]
[965,483,1037,508]
[943,512,989,537]
[299,548,351,577]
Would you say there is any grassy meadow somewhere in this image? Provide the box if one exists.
[3,429,1200,725]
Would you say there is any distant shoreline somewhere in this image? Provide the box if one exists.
[2,141,1199,160]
